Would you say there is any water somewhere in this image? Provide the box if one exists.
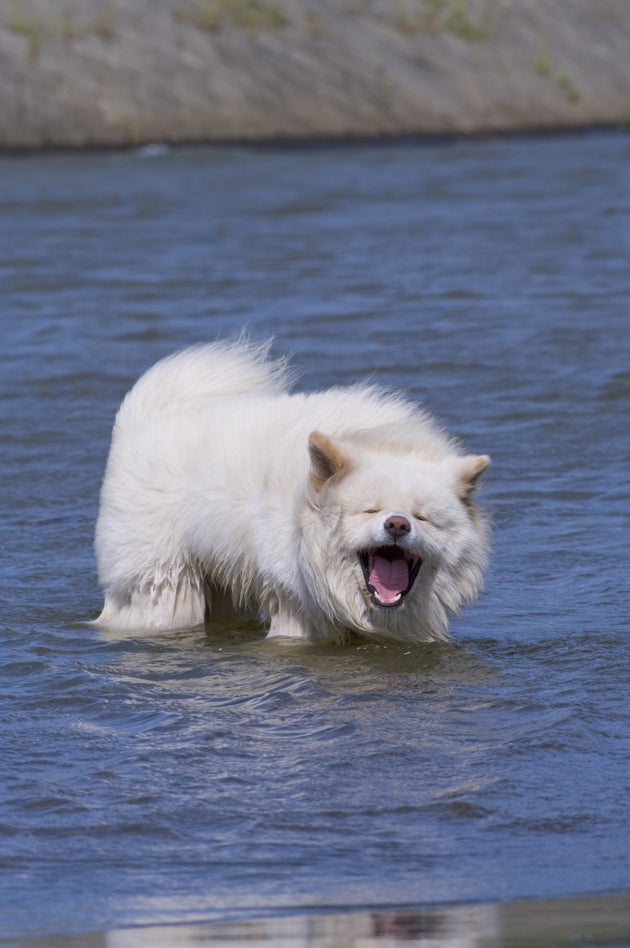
[1,132,629,941]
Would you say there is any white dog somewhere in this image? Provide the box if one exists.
[95,341,490,643]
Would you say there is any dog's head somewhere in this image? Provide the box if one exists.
[300,431,490,643]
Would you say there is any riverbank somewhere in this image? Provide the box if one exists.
[2,0,630,148]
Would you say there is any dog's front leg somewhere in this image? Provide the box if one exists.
[265,597,316,640]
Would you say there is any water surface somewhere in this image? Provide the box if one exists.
[1,132,629,939]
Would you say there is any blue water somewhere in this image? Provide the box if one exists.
[1,132,629,938]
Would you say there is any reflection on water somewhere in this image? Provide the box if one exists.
[1,131,629,939]
[15,894,630,947]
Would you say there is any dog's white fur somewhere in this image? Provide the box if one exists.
[95,341,490,644]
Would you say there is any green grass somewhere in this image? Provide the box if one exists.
[304,10,323,38]
[394,0,508,40]
[534,44,551,77]
[8,7,45,58]
[60,10,116,42]
[533,43,581,106]
[7,5,115,58]
[556,69,581,105]
[173,0,288,33]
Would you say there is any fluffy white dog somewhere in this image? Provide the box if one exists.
[95,341,490,643]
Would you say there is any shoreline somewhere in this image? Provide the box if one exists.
[2,0,630,150]
[2,121,628,159]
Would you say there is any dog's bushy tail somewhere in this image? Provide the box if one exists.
[114,338,290,430]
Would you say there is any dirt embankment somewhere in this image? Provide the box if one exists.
[2,0,630,148]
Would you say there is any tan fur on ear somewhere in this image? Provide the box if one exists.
[308,432,352,491]
[457,454,490,503]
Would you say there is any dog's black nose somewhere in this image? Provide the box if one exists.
[384,515,411,539]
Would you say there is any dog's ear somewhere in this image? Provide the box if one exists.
[455,455,490,503]
[308,432,352,491]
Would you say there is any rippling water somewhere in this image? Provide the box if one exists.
[1,132,629,939]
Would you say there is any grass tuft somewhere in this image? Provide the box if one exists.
[394,0,509,40]
[8,7,45,59]
[8,5,116,57]
[173,0,288,33]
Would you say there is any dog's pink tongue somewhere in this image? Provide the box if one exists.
[370,554,409,603]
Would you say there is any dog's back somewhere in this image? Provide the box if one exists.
[113,339,290,433]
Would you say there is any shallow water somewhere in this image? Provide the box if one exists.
[1,132,629,939]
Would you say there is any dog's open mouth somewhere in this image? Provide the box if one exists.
[358,546,422,609]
